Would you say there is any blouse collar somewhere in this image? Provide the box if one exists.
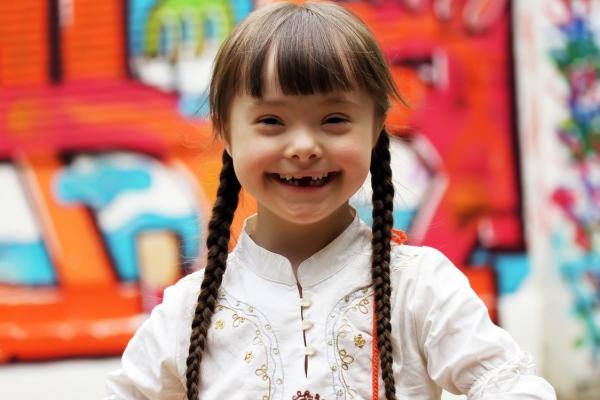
[231,213,371,287]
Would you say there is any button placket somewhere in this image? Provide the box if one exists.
[300,295,315,363]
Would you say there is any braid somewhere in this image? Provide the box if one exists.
[186,151,241,399]
[370,130,397,400]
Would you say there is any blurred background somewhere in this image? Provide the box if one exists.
[0,0,598,398]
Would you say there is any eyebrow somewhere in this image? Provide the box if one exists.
[251,95,360,107]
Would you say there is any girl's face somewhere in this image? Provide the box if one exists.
[225,63,381,226]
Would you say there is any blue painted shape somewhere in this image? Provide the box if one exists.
[229,0,253,24]
[0,241,55,286]
[466,248,529,294]
[494,253,531,295]
[353,204,416,232]
[468,247,491,266]
[56,163,152,209]
[182,16,196,43]
[179,92,210,118]
[129,0,159,56]
[553,232,600,360]
[394,209,416,231]
[129,0,253,56]
[105,213,200,281]
[56,156,203,283]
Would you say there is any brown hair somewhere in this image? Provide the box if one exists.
[187,2,400,399]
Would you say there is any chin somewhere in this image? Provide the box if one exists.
[276,206,343,226]
[280,213,328,225]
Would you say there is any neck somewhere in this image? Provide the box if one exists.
[251,204,355,272]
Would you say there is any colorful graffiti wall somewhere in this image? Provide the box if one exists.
[0,0,253,362]
[0,0,551,385]
[514,0,600,398]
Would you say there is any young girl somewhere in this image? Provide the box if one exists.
[106,2,556,399]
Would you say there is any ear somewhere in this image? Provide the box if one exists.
[223,139,232,156]
[372,118,385,148]
[221,128,232,156]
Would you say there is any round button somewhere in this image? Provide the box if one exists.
[301,298,312,308]
[305,347,316,356]
[302,320,314,331]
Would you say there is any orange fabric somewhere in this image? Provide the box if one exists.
[372,296,379,400]
[391,228,408,245]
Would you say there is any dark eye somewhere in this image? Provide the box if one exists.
[323,115,349,124]
[258,116,282,125]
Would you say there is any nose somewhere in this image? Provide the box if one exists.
[284,129,322,161]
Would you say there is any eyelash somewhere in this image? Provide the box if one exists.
[323,115,349,124]
[256,115,350,126]
[258,116,282,125]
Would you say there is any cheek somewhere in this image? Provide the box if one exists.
[335,141,372,174]
[231,145,274,180]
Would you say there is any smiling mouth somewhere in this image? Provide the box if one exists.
[271,172,336,187]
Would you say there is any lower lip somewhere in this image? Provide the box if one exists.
[269,173,338,191]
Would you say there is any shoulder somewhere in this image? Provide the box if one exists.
[388,244,473,309]
[152,269,206,335]
[106,269,206,396]
[164,269,205,305]
[389,243,457,279]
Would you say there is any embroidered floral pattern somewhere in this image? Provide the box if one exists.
[232,313,246,327]
[292,390,322,400]
[336,325,356,371]
[325,286,374,399]
[338,348,355,370]
[352,298,369,314]
[255,364,269,381]
[213,289,284,400]
[354,334,366,349]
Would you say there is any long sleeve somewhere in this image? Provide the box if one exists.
[410,247,556,399]
[105,273,201,399]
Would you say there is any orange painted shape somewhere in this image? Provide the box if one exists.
[461,266,497,322]
[61,0,125,80]
[0,284,142,362]
[0,1,48,85]
[20,154,116,287]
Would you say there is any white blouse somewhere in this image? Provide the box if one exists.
[106,215,556,399]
